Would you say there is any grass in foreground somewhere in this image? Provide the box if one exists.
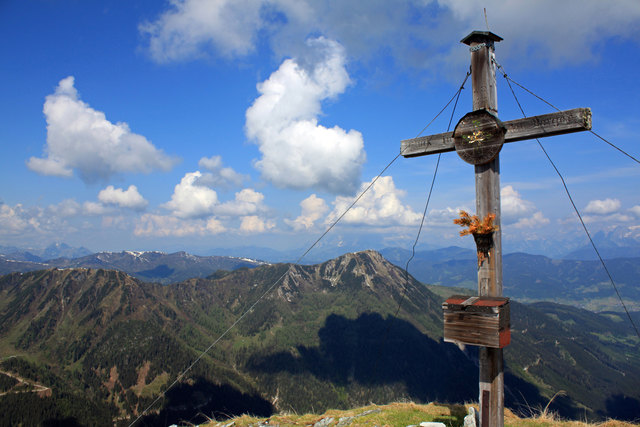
[202,402,639,427]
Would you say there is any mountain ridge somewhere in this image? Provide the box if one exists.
[0,246,640,311]
[0,250,268,284]
[1,250,639,425]
[2,245,639,312]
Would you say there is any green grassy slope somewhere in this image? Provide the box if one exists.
[0,251,638,425]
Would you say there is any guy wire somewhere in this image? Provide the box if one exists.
[373,71,468,376]
[498,63,640,340]
[495,63,639,165]
[130,70,473,425]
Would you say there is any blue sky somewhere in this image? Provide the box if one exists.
[1,0,639,258]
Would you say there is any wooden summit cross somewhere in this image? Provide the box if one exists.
[400,31,591,427]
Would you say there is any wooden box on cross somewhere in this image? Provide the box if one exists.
[442,295,510,348]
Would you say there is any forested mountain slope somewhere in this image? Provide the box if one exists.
[0,251,638,425]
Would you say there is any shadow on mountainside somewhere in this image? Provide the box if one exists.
[604,394,640,421]
[245,313,588,418]
[137,378,273,426]
[249,314,477,402]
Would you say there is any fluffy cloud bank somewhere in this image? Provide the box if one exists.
[134,210,275,237]
[326,176,421,227]
[444,0,640,65]
[0,201,99,240]
[140,0,264,62]
[432,186,549,231]
[585,198,621,215]
[582,198,633,225]
[0,204,33,235]
[162,171,268,219]
[245,38,365,195]
[148,170,271,236]
[141,0,640,68]
[28,76,177,183]
[135,214,226,237]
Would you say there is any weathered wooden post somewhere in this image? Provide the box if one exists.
[400,31,592,427]
[463,30,505,427]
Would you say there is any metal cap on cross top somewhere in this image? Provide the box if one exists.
[460,31,503,46]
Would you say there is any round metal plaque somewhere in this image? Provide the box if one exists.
[453,110,506,165]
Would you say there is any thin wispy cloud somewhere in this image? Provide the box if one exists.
[141,0,640,70]
[198,155,246,189]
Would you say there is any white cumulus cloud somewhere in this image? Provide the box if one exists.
[47,199,82,217]
[0,204,33,235]
[215,188,266,216]
[428,206,472,228]
[512,211,550,229]
[0,202,93,239]
[162,170,269,225]
[501,185,536,222]
[437,186,549,231]
[47,198,115,218]
[326,176,421,226]
[239,215,274,234]
[98,185,148,211]
[286,194,329,231]
[27,76,177,183]
[83,201,110,216]
[163,171,219,218]
[584,198,621,215]
[206,217,226,234]
[197,155,246,188]
[501,185,549,228]
[245,37,365,195]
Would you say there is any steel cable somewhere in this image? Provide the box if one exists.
[497,63,640,341]
[129,71,473,425]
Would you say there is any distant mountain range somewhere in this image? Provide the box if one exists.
[2,243,638,311]
[0,242,92,261]
[561,229,640,260]
[0,250,639,425]
[207,231,640,263]
[4,233,640,265]
[563,242,640,260]
[381,247,640,312]
[0,249,267,284]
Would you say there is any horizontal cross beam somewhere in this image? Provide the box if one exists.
[401,107,591,158]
